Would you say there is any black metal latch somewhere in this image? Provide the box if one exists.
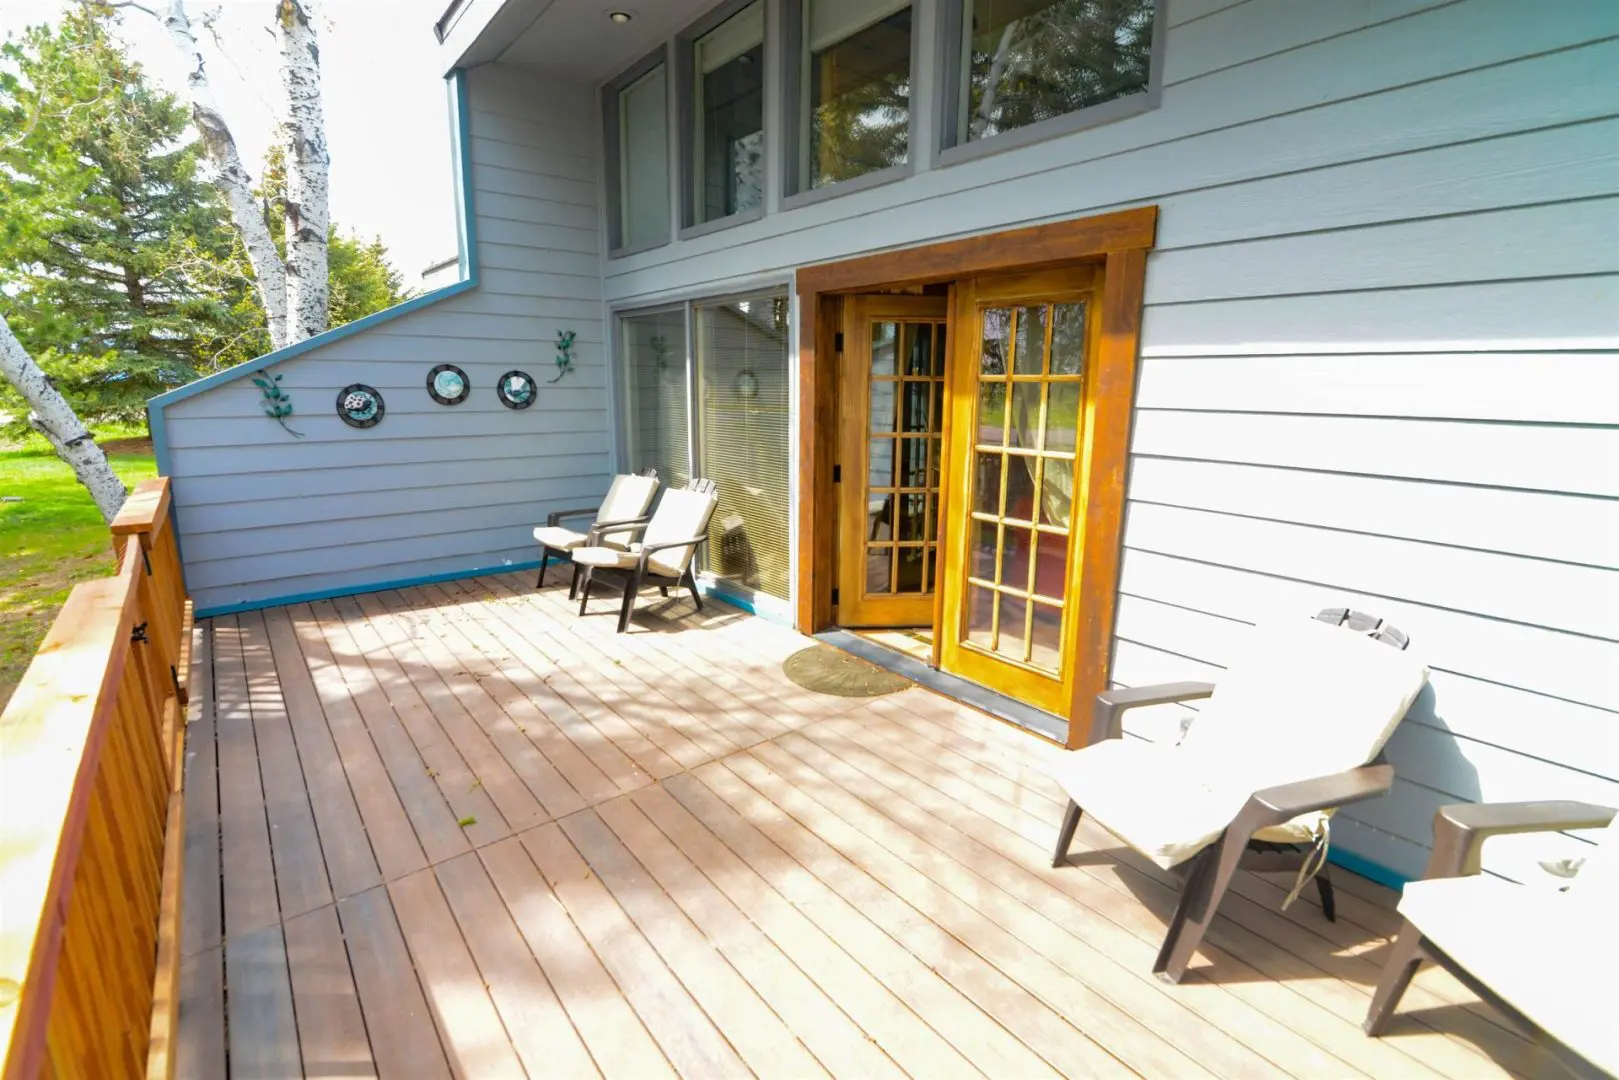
[131,621,150,644]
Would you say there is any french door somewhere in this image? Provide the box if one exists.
[835,295,949,626]
[937,268,1098,715]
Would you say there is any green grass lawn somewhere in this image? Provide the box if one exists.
[0,438,157,710]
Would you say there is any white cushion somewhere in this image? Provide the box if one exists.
[1399,866,1617,1075]
[571,546,638,570]
[1051,616,1428,868]
[1049,739,1322,869]
[639,487,718,576]
[533,525,590,550]
[597,473,659,547]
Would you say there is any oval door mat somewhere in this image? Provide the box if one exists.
[782,644,913,697]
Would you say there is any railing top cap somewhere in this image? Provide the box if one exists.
[109,476,172,537]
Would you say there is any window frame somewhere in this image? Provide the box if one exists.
[780,0,921,210]
[676,0,771,240]
[933,0,1167,168]
[603,45,674,259]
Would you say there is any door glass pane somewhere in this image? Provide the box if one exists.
[867,491,893,540]
[871,321,898,374]
[868,438,895,489]
[1009,382,1042,449]
[867,546,892,593]
[905,321,932,374]
[620,309,691,488]
[960,0,1155,145]
[1046,382,1081,452]
[995,592,1028,660]
[976,383,1006,445]
[896,545,925,592]
[1029,600,1062,672]
[999,525,1034,590]
[965,585,995,647]
[898,437,929,488]
[928,437,942,486]
[1040,457,1072,528]
[695,1,765,223]
[870,380,896,432]
[1004,453,1036,523]
[900,381,931,432]
[933,324,947,374]
[981,308,1011,374]
[1031,533,1067,602]
[1050,301,1086,374]
[897,492,927,541]
[694,293,790,598]
[973,452,1003,516]
[1013,305,1046,375]
[617,64,670,250]
[970,518,998,579]
[806,3,912,190]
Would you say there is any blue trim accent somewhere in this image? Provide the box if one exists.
[145,69,480,421]
[1328,847,1409,893]
[195,559,542,620]
[700,581,792,627]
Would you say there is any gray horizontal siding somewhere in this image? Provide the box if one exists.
[585,0,1619,882]
[162,62,607,615]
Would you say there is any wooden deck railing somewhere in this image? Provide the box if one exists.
[0,478,191,1080]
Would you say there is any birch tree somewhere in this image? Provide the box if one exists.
[276,0,330,341]
[0,313,128,522]
[154,0,291,349]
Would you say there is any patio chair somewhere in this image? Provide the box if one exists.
[571,478,719,633]
[1365,801,1617,1079]
[532,467,659,599]
[1049,608,1429,983]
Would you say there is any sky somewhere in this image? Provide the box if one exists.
[0,0,460,288]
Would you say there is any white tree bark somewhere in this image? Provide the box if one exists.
[278,0,330,342]
[160,0,290,350]
[0,313,128,523]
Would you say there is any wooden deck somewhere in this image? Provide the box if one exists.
[175,573,1552,1079]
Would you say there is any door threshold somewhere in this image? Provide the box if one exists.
[815,628,1067,743]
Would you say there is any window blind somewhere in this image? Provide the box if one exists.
[694,294,791,600]
[621,310,691,490]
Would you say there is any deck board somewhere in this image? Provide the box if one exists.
[173,577,1552,1079]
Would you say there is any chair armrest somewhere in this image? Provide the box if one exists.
[586,516,650,542]
[1426,800,1617,879]
[546,504,602,527]
[1090,682,1216,744]
[1245,763,1395,829]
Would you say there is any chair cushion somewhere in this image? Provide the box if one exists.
[597,473,659,547]
[640,487,719,577]
[571,546,637,570]
[1049,739,1324,869]
[1175,617,1428,796]
[533,525,589,550]
[1399,871,1617,1075]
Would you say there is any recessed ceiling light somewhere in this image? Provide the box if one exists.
[608,10,633,23]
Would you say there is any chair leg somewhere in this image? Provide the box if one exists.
[1052,801,1083,868]
[1315,867,1337,923]
[577,568,594,615]
[568,563,582,601]
[617,569,642,633]
[536,548,551,589]
[1364,920,1426,1035]
[1154,845,1215,977]
[684,566,703,612]
[1156,829,1247,983]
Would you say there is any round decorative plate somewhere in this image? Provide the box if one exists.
[337,383,384,428]
[427,364,469,405]
[496,369,536,410]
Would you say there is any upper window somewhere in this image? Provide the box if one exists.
[605,54,670,253]
[687,1,766,226]
[950,0,1156,148]
[797,0,913,192]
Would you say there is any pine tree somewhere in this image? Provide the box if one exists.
[0,9,241,430]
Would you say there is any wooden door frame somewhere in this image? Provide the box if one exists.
[795,205,1157,748]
